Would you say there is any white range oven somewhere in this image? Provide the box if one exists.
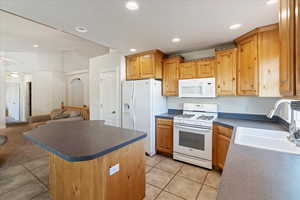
[173,103,218,169]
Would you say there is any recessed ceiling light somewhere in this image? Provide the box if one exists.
[75,26,88,33]
[172,38,181,43]
[130,48,137,52]
[266,0,278,5]
[10,73,19,78]
[33,44,39,48]
[126,1,139,10]
[229,24,242,30]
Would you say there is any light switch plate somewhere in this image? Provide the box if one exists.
[109,164,120,176]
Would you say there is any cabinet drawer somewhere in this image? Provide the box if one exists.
[157,118,173,126]
[214,124,232,138]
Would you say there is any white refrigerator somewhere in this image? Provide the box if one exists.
[122,79,167,156]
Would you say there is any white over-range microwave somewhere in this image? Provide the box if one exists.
[178,78,216,98]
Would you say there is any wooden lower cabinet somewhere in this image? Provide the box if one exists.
[213,124,233,170]
[49,140,145,200]
[156,118,173,155]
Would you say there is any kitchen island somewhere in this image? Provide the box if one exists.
[24,120,147,200]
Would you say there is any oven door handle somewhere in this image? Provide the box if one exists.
[174,125,211,133]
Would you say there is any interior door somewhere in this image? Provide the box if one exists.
[99,71,119,126]
[6,82,20,121]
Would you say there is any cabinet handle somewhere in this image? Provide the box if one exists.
[217,85,221,88]
[232,77,235,81]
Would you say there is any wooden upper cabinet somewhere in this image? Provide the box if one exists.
[279,0,295,96]
[235,24,280,97]
[216,49,237,96]
[258,25,281,97]
[126,50,165,80]
[126,56,140,80]
[163,56,183,96]
[179,62,196,79]
[236,34,259,96]
[296,0,300,95]
[195,58,215,78]
[140,54,154,79]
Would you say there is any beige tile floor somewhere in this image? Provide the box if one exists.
[0,125,221,200]
[144,154,221,200]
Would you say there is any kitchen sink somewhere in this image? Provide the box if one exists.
[235,127,300,155]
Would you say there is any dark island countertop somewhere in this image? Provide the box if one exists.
[214,118,300,200]
[24,120,146,162]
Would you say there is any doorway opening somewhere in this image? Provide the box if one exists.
[70,78,84,106]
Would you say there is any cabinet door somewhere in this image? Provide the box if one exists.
[216,49,237,96]
[258,29,280,97]
[156,119,173,154]
[296,0,300,95]
[215,134,230,170]
[237,35,259,96]
[126,56,140,80]
[140,54,155,79]
[163,59,180,96]
[195,59,215,78]
[179,62,195,79]
[279,0,295,96]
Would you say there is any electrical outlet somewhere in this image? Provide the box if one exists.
[109,164,120,176]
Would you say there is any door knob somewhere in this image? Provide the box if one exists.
[112,111,116,114]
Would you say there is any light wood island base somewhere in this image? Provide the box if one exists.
[49,140,145,200]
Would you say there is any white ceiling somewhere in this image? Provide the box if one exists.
[0,0,279,54]
[0,11,109,57]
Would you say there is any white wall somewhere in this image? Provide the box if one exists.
[63,52,89,73]
[89,50,124,125]
[0,64,6,128]
[66,70,89,106]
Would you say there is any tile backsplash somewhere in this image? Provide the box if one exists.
[167,96,280,115]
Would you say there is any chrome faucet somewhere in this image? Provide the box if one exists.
[267,99,300,146]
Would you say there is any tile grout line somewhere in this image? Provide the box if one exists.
[22,163,49,190]
[195,172,209,200]
[153,164,187,200]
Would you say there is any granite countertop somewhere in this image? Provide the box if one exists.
[24,120,146,162]
[214,118,300,200]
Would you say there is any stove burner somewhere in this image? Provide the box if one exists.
[197,115,215,120]
[177,114,195,119]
